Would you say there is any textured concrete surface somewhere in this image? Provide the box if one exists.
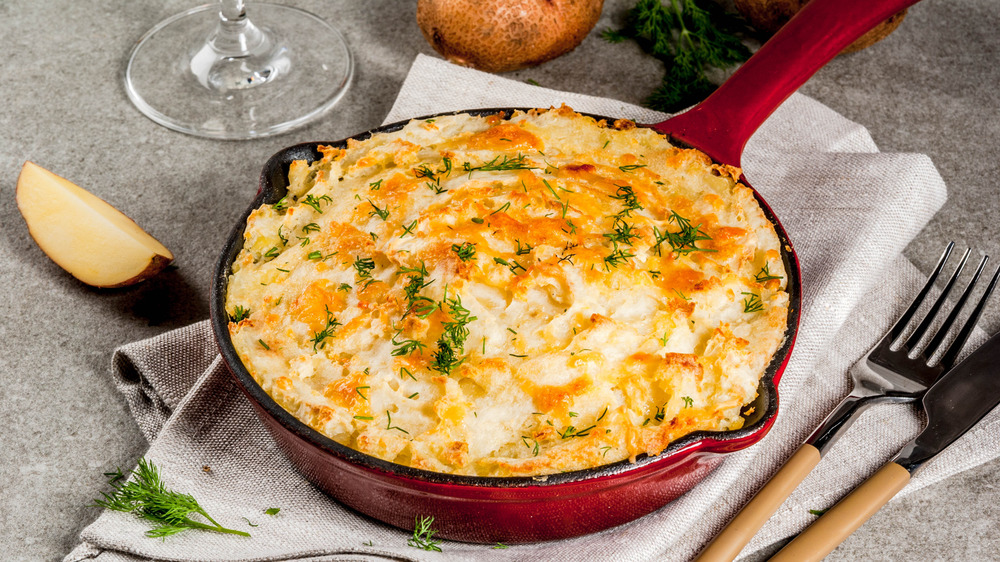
[1,0,998,560]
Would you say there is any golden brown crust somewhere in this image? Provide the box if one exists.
[226,106,789,476]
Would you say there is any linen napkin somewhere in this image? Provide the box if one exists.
[68,54,994,562]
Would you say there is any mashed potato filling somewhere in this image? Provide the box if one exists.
[226,106,789,476]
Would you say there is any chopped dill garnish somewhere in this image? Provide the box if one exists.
[742,292,764,313]
[430,288,477,376]
[353,256,376,287]
[367,199,389,220]
[610,184,643,217]
[258,339,270,350]
[391,333,427,357]
[618,164,647,173]
[229,306,251,322]
[353,415,374,421]
[302,194,332,213]
[369,179,383,190]
[309,305,342,351]
[463,153,536,175]
[682,396,694,408]
[301,223,321,234]
[515,239,533,255]
[355,386,369,401]
[451,242,477,262]
[559,424,596,439]
[273,196,290,211]
[490,201,512,216]
[400,219,418,237]
[386,410,409,434]
[604,243,636,270]
[263,246,280,260]
[521,436,540,456]
[653,211,716,257]
[604,216,641,246]
[755,264,783,283]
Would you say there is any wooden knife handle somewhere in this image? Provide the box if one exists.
[695,444,822,562]
[769,462,911,562]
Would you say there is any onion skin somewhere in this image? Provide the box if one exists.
[417,0,605,73]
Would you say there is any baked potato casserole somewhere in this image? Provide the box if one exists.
[225,106,789,477]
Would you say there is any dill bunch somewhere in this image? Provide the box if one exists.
[603,0,752,112]
[94,458,250,538]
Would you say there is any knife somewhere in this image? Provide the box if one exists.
[769,328,1000,562]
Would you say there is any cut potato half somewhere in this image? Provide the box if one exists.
[16,161,174,288]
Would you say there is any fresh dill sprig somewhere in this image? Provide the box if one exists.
[399,262,437,318]
[653,211,716,257]
[310,305,342,351]
[431,288,477,375]
[610,184,643,217]
[604,216,641,246]
[463,153,536,175]
[407,515,442,551]
[602,0,752,112]
[93,458,250,538]
[604,243,636,270]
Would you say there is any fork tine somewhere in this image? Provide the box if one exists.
[902,247,971,349]
[937,263,1000,368]
[886,242,955,344]
[924,255,989,365]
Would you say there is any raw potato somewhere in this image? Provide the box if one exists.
[417,0,604,72]
[734,0,906,54]
[16,161,174,288]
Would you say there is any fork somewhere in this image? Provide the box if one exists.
[695,243,996,562]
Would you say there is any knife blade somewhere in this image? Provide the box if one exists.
[893,328,1000,472]
[769,328,1000,562]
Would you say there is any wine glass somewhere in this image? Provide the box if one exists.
[125,0,353,139]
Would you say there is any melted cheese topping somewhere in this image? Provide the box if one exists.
[226,106,789,476]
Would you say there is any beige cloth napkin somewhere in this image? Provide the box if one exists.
[68,54,997,562]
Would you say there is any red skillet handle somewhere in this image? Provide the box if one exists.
[651,0,921,167]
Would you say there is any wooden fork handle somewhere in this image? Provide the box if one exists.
[769,462,911,562]
[695,444,821,562]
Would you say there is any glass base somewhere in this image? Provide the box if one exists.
[125,3,353,139]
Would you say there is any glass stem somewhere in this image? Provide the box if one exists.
[210,0,266,57]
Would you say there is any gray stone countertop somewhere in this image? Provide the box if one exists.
[1,0,997,560]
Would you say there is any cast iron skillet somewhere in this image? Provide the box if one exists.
[210,0,917,543]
